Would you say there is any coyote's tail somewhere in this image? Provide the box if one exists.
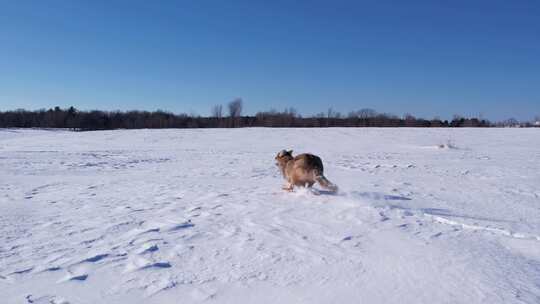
[315,175,338,192]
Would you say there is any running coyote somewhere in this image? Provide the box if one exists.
[275,150,338,192]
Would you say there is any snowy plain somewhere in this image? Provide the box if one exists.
[1,128,539,304]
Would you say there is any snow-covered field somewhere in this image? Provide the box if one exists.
[1,128,539,304]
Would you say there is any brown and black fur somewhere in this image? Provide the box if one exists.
[275,150,338,192]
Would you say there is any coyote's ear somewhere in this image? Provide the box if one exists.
[287,150,293,155]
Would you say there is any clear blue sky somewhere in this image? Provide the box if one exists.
[1,1,539,121]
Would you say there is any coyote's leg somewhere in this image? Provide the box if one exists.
[282,182,294,191]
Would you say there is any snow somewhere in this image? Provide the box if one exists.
[1,128,540,303]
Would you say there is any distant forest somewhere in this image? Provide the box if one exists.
[0,99,536,130]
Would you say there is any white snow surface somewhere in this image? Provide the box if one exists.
[1,128,540,303]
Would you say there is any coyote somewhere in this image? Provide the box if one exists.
[275,150,338,193]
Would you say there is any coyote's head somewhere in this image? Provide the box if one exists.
[275,149,293,171]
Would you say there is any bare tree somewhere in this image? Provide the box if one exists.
[227,98,243,127]
[503,118,519,127]
[327,108,334,119]
[211,104,223,118]
[228,98,243,118]
[360,108,376,119]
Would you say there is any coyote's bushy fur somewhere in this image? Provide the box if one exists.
[275,150,338,192]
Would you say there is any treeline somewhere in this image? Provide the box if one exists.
[0,101,501,130]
